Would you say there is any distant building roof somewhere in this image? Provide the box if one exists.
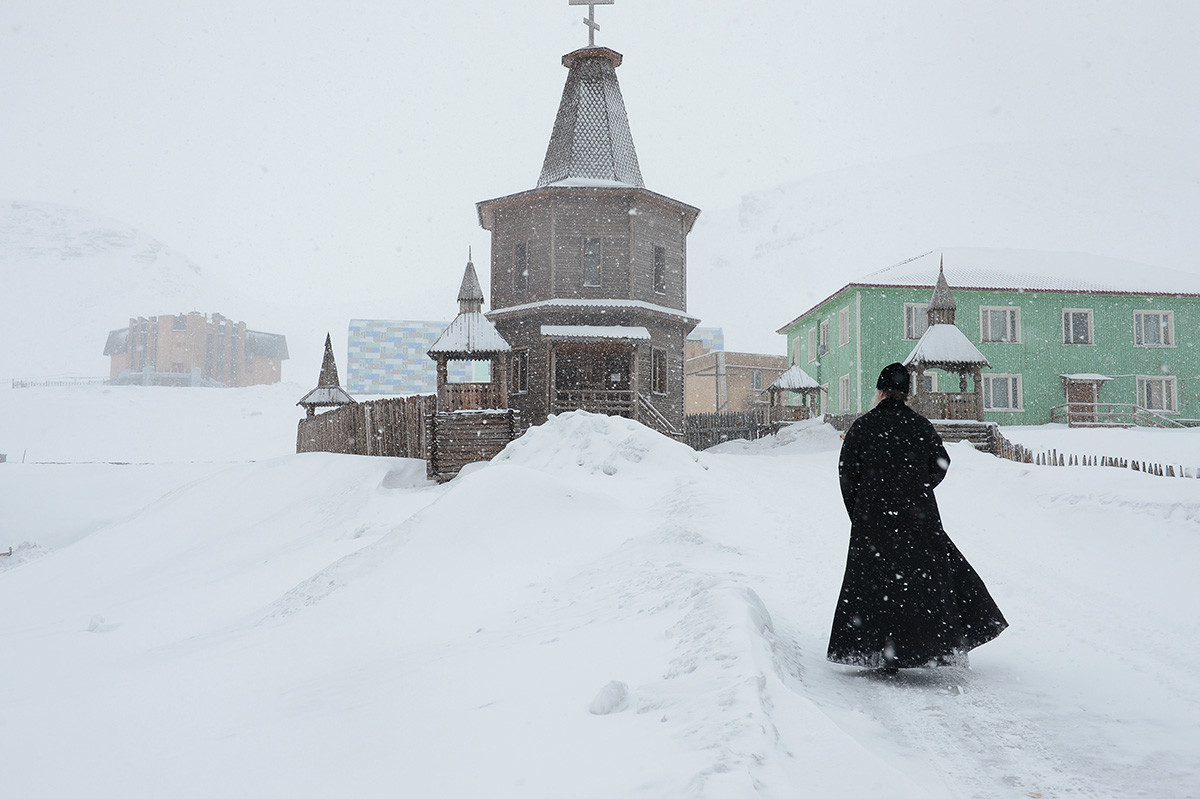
[904,324,991,367]
[246,330,289,360]
[103,328,128,355]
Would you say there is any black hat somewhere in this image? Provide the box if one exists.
[876,363,910,394]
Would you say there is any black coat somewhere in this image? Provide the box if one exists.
[827,398,1007,668]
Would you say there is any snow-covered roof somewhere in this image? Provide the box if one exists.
[860,248,1200,296]
[296,385,355,407]
[904,324,991,367]
[428,312,511,355]
[778,247,1200,334]
[103,328,128,356]
[545,178,637,188]
[769,364,820,391]
[541,325,651,340]
[489,298,698,324]
[1061,373,1114,381]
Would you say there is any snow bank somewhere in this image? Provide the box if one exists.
[493,410,705,478]
[707,417,844,456]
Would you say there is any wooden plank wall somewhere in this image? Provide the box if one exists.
[296,395,435,458]
[428,409,523,482]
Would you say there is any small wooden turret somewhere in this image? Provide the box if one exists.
[297,333,356,418]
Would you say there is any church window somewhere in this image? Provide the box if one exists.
[653,245,667,293]
[514,243,528,292]
[652,347,667,394]
[511,349,529,394]
[583,238,602,287]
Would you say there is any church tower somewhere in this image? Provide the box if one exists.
[477,17,700,435]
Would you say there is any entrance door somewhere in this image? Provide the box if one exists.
[1064,379,1098,423]
[550,342,635,416]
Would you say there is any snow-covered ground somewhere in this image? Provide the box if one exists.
[1,385,1198,798]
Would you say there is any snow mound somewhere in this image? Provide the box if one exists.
[493,410,705,477]
[708,417,844,456]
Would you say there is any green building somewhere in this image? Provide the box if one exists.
[776,248,1200,425]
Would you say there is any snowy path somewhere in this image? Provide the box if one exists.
[1,411,1197,797]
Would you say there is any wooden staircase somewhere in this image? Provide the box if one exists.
[931,420,998,453]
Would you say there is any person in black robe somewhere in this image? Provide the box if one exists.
[828,363,1008,670]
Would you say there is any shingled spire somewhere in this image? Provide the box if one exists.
[457,250,485,314]
[927,256,957,326]
[297,332,354,418]
[537,47,644,188]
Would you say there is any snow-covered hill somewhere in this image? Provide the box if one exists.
[1,385,1198,797]
[688,137,1200,353]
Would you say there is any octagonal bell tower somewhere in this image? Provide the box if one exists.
[477,37,700,435]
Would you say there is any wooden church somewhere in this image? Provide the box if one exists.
[476,23,700,437]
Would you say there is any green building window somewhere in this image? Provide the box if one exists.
[984,374,1023,411]
[981,307,1021,343]
[1063,309,1093,345]
[1137,376,1176,412]
[1134,311,1174,347]
[904,304,929,340]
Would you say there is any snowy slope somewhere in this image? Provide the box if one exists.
[688,137,1200,353]
[1,385,1198,797]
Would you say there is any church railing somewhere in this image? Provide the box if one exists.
[553,389,635,417]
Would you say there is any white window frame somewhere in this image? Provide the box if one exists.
[807,327,817,362]
[751,369,763,391]
[839,374,851,413]
[983,373,1023,411]
[791,337,801,366]
[916,370,937,394]
[1134,310,1174,348]
[818,320,829,355]
[904,303,929,340]
[818,383,829,416]
[1062,308,1093,345]
[980,306,1021,344]
[1136,375,1177,412]
[838,307,850,346]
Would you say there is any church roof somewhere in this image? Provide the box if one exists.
[537,47,644,188]
[428,312,511,355]
[770,364,821,391]
[930,260,955,310]
[904,324,991,367]
[458,259,484,305]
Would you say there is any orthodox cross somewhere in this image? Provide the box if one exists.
[569,0,615,47]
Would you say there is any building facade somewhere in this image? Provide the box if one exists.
[777,249,1200,425]
[684,335,787,415]
[477,44,700,435]
[103,312,288,387]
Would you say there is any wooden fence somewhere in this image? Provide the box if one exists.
[993,433,1198,479]
[296,395,436,458]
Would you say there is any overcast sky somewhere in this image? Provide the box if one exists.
[5,1,1199,319]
